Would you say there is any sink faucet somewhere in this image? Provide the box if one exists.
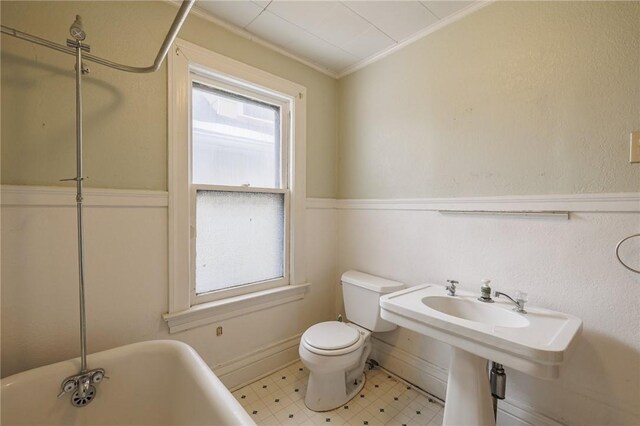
[445,280,458,296]
[494,291,528,313]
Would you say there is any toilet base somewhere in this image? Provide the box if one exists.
[304,371,366,412]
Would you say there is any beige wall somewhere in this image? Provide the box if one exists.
[4,1,637,199]
[338,1,640,199]
[0,1,338,198]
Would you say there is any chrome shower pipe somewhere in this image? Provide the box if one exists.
[73,39,88,373]
[0,0,194,74]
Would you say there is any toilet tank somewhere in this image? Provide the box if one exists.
[342,270,405,332]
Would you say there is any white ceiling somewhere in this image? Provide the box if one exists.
[194,1,480,77]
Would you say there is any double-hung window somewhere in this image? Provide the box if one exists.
[165,40,308,333]
[191,78,290,302]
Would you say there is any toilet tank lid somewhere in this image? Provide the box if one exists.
[341,270,404,293]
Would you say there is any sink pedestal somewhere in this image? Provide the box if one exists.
[443,347,495,426]
[380,285,582,425]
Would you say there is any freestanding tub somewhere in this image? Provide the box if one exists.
[1,340,256,425]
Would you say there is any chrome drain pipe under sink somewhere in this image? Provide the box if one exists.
[489,362,506,420]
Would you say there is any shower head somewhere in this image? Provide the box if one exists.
[69,15,86,41]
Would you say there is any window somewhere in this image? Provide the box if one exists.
[191,79,290,302]
[165,39,309,333]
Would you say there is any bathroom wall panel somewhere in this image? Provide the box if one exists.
[337,204,640,425]
[0,190,338,381]
[1,202,169,376]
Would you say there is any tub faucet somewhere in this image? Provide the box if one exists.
[494,291,528,313]
[57,368,106,407]
[78,376,91,398]
[445,280,458,296]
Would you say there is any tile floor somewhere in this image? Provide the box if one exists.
[232,360,444,426]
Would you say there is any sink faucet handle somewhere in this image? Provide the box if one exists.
[515,290,528,310]
[445,280,458,296]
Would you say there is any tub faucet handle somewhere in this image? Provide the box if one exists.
[57,378,77,398]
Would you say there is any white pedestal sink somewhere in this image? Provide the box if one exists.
[380,285,582,426]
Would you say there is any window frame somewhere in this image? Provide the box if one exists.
[189,73,291,304]
[165,39,308,333]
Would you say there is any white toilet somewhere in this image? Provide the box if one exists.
[299,270,404,411]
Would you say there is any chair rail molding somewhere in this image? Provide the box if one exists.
[306,192,640,213]
[1,185,168,207]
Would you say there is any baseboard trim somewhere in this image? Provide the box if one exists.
[370,338,565,426]
[213,333,302,391]
[498,399,566,426]
[1,185,168,207]
[371,337,448,400]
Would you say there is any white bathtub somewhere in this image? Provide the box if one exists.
[1,340,256,425]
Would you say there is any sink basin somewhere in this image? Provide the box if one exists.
[380,284,582,426]
[422,295,529,328]
[380,284,581,378]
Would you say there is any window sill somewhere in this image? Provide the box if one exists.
[162,283,311,334]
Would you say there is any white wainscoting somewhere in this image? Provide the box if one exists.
[1,186,337,386]
[324,192,640,426]
[370,337,565,426]
[370,337,448,400]
[215,334,303,391]
[3,187,638,425]
[1,185,171,377]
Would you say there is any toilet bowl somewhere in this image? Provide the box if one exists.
[299,271,404,412]
[299,321,372,412]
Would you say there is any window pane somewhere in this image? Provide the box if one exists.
[192,83,281,188]
[195,190,285,294]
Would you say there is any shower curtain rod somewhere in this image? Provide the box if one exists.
[0,0,195,73]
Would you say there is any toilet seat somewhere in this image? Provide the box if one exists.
[302,321,364,356]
